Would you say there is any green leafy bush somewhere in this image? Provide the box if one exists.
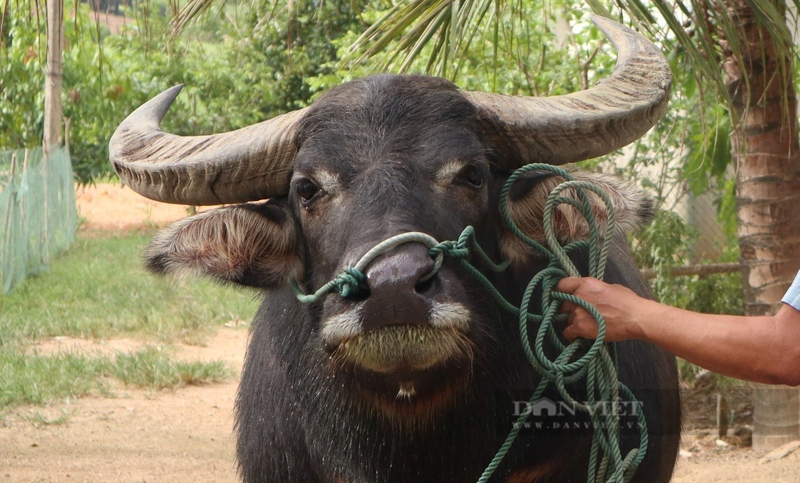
[1,0,366,183]
[631,210,744,316]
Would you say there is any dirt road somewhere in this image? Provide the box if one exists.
[1,327,245,483]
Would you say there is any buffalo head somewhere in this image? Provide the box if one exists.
[109,16,679,483]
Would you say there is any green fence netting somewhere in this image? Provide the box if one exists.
[0,146,77,295]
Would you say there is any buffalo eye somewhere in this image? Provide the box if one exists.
[456,164,485,188]
[294,178,323,206]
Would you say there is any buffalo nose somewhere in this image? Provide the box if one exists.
[360,243,440,332]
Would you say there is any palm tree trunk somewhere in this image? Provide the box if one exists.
[721,0,800,451]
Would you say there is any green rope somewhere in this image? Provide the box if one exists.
[292,164,647,483]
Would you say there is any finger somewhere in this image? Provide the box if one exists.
[559,300,577,314]
[563,318,593,341]
[567,306,590,321]
[556,277,582,295]
[562,324,578,341]
[566,310,600,339]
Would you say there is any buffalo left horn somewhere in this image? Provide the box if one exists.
[465,15,672,168]
[109,85,306,205]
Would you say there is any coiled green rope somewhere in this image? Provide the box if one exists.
[292,163,647,483]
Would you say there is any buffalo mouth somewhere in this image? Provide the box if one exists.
[328,325,474,413]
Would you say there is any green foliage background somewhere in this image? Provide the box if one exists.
[0,0,367,183]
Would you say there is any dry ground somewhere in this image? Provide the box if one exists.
[73,183,214,232]
[2,329,245,483]
[1,183,798,482]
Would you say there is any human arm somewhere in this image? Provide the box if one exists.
[555,276,800,386]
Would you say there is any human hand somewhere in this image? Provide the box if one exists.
[555,277,649,342]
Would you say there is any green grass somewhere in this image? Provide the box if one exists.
[0,348,234,408]
[20,409,72,427]
[109,347,233,389]
[0,351,111,406]
[0,231,259,347]
[0,230,258,410]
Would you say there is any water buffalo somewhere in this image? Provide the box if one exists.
[109,16,680,483]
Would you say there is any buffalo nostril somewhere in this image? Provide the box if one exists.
[343,288,370,302]
[414,275,439,296]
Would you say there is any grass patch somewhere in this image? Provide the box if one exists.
[109,347,233,389]
[0,351,110,407]
[21,409,72,427]
[0,229,249,409]
[0,231,259,347]
[0,349,234,408]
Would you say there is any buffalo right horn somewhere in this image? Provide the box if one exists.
[465,15,672,169]
[109,85,306,205]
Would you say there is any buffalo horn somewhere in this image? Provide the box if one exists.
[465,15,672,168]
[110,16,669,204]
[109,85,306,205]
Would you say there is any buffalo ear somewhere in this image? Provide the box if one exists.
[145,200,301,288]
[499,170,654,265]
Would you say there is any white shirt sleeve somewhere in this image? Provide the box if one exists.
[781,270,800,311]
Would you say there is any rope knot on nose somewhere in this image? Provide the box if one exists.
[430,240,468,260]
[333,267,367,298]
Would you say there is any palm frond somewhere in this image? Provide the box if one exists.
[623,0,795,123]
[348,0,495,79]
[350,0,796,118]
[170,0,226,37]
